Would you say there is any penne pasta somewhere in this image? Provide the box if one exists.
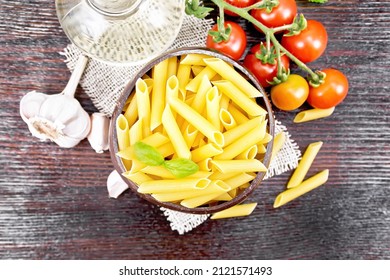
[204,57,262,98]
[142,165,211,180]
[135,78,151,137]
[224,172,256,190]
[150,58,169,130]
[273,169,329,208]
[198,158,212,171]
[213,80,267,117]
[219,108,237,131]
[168,96,224,147]
[227,103,249,124]
[180,180,231,208]
[211,159,267,174]
[271,131,286,163]
[185,66,217,93]
[162,105,191,159]
[152,179,230,202]
[216,123,267,160]
[222,116,264,147]
[287,141,323,189]
[210,203,258,219]
[206,86,221,130]
[129,118,143,146]
[116,114,130,151]
[294,107,335,123]
[191,65,205,76]
[167,56,178,78]
[138,178,210,194]
[123,93,138,128]
[190,74,212,113]
[191,143,223,163]
[236,145,258,160]
[180,53,209,66]
[176,61,192,95]
[122,171,153,185]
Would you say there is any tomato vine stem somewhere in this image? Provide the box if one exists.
[209,0,322,85]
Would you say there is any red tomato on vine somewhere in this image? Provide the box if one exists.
[251,0,297,30]
[206,21,247,60]
[243,43,290,88]
[281,19,328,63]
[224,0,256,17]
[307,69,349,109]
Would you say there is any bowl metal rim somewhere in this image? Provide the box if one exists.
[109,47,275,215]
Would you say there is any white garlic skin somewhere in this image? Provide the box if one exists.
[107,170,129,198]
[20,91,91,148]
[87,112,110,153]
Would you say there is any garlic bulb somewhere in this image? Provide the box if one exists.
[19,55,91,148]
[87,112,110,153]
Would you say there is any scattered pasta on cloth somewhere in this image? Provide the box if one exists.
[61,15,301,235]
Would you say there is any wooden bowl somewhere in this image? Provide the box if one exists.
[109,47,275,214]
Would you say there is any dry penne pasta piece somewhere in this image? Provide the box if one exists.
[256,143,267,154]
[162,105,191,159]
[198,158,212,171]
[212,159,267,173]
[273,169,329,208]
[219,108,237,130]
[271,131,286,162]
[143,78,154,93]
[209,171,241,181]
[190,74,212,113]
[294,107,335,123]
[182,123,198,149]
[180,180,231,208]
[228,103,249,124]
[129,118,143,145]
[123,93,138,127]
[122,171,153,185]
[135,78,151,137]
[152,179,230,202]
[185,66,217,93]
[176,62,192,95]
[168,96,224,147]
[116,114,130,150]
[150,58,169,130]
[220,94,230,110]
[191,143,223,163]
[138,178,210,194]
[167,56,178,78]
[212,192,233,201]
[142,165,211,180]
[224,172,256,190]
[287,141,323,189]
[191,65,205,76]
[210,203,258,219]
[206,86,221,129]
[236,145,258,160]
[180,53,209,66]
[213,80,267,117]
[204,57,263,98]
[222,116,264,147]
[258,133,273,144]
[216,122,267,160]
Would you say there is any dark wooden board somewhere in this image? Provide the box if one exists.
[0,0,389,259]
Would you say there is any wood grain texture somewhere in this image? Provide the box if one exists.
[0,0,389,260]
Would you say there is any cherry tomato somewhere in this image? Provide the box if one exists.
[281,19,328,63]
[206,21,247,61]
[224,0,256,17]
[243,43,290,88]
[271,74,309,111]
[251,0,297,29]
[307,69,349,109]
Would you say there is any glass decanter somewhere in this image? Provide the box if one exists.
[56,0,185,65]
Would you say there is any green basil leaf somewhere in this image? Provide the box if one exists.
[133,142,164,166]
[163,158,199,178]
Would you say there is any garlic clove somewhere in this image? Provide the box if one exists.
[107,170,129,198]
[87,112,110,153]
[20,91,48,123]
